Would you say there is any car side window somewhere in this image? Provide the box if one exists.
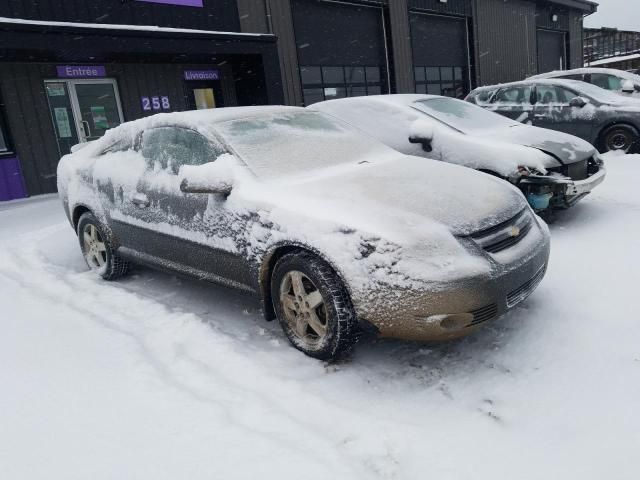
[140,127,225,175]
[493,86,533,105]
[535,85,572,104]
[472,89,495,105]
[589,73,623,91]
[100,138,133,155]
[558,74,584,81]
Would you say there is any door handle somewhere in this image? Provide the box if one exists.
[534,114,549,119]
[132,193,150,208]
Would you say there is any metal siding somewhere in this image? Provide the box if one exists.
[0,0,241,32]
[408,0,472,16]
[266,0,304,105]
[473,0,537,85]
[237,0,270,34]
[568,9,584,68]
[389,0,415,93]
[535,3,570,30]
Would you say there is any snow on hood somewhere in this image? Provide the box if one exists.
[311,96,559,176]
[479,124,595,165]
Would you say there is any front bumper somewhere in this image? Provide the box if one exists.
[354,217,551,341]
[519,158,606,210]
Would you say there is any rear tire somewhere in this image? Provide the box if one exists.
[77,212,129,280]
[600,125,638,153]
[271,252,358,361]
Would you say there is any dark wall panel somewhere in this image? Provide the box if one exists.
[0,0,240,32]
[537,29,567,72]
[473,0,537,85]
[568,9,584,68]
[291,0,386,67]
[410,13,468,66]
[535,3,571,30]
[389,0,414,93]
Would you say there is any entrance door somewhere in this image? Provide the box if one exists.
[537,30,567,74]
[45,79,124,156]
[185,80,223,110]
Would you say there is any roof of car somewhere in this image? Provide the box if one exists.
[529,67,640,81]
[310,94,450,112]
[470,78,589,93]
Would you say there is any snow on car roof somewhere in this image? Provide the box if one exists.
[471,78,589,92]
[529,67,640,83]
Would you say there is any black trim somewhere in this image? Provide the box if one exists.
[0,89,14,157]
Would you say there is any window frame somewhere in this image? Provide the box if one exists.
[0,92,14,157]
[136,126,226,174]
[533,85,580,106]
[299,64,385,106]
[492,85,535,105]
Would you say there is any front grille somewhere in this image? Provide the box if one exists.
[506,265,547,308]
[471,209,533,254]
[566,159,588,181]
[469,303,499,326]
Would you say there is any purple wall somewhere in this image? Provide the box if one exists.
[0,157,28,201]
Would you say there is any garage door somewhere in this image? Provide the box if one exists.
[410,13,470,98]
[537,29,567,73]
[292,0,388,105]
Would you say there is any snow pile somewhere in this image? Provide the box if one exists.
[2,155,640,479]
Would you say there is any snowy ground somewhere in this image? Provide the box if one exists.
[1,154,639,479]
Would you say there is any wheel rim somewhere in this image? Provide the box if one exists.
[279,270,328,347]
[608,131,631,151]
[82,223,107,270]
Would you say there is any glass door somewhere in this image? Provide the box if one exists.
[45,81,81,157]
[69,80,124,142]
[45,79,124,156]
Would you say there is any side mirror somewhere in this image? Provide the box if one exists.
[409,134,433,152]
[569,96,588,108]
[180,177,232,195]
[621,79,636,93]
[409,119,435,153]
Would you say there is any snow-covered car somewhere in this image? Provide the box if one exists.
[467,78,640,153]
[528,67,640,97]
[57,107,550,360]
[310,95,605,212]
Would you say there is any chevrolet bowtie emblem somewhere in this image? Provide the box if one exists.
[509,226,521,237]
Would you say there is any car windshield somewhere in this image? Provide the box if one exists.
[413,97,519,133]
[215,111,396,179]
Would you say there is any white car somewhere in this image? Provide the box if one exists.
[310,95,605,213]
[529,67,640,97]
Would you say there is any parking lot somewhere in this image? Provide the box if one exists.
[1,152,638,479]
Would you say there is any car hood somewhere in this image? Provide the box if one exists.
[478,124,596,166]
[281,154,527,237]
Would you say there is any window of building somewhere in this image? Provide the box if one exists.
[414,66,466,98]
[300,65,384,105]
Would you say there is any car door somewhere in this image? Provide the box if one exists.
[532,84,594,140]
[114,126,254,289]
[489,85,534,123]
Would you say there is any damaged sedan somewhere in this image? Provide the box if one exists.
[57,107,550,360]
[310,95,606,213]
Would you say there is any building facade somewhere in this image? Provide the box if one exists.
[0,0,596,201]
[585,27,640,71]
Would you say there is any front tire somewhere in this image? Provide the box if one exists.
[271,252,358,360]
[600,125,638,153]
[77,212,129,280]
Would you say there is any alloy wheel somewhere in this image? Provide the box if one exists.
[82,223,107,269]
[279,270,328,347]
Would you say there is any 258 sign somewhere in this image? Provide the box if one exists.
[141,96,171,112]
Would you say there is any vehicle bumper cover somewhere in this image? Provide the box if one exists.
[355,221,551,341]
